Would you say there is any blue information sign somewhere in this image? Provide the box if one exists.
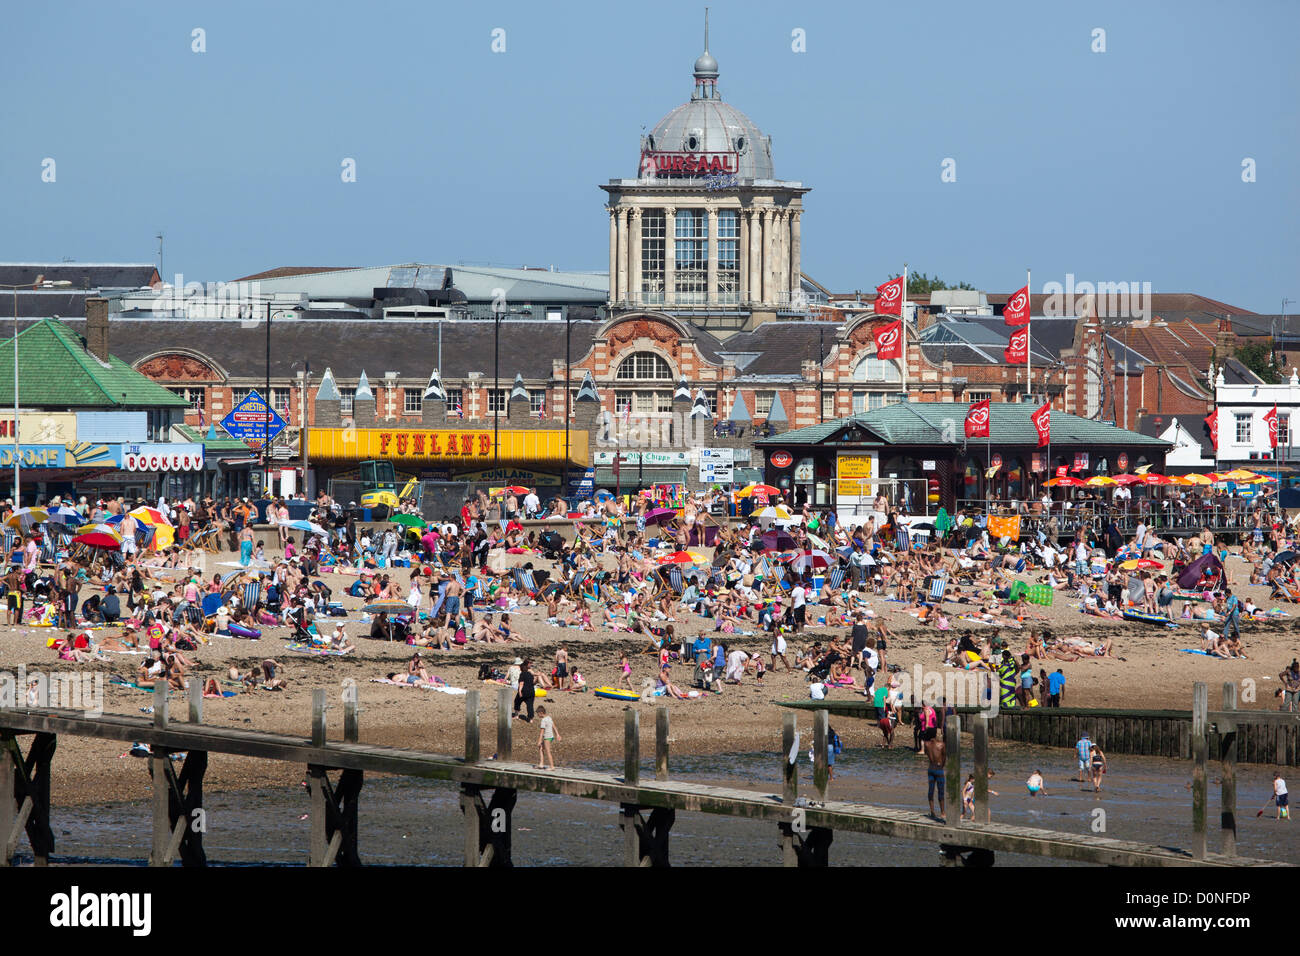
[220,390,287,449]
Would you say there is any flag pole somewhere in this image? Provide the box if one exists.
[902,263,909,398]
[1026,267,1032,404]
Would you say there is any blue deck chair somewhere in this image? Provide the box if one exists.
[895,527,913,553]
[826,565,848,591]
[668,567,684,594]
[241,580,263,610]
[513,568,538,596]
[201,593,223,620]
[927,572,948,608]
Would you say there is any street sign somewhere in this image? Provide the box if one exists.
[221,390,287,450]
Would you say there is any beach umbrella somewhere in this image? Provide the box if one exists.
[788,549,832,571]
[804,532,829,549]
[688,551,710,566]
[1180,473,1213,485]
[1085,476,1116,487]
[1111,474,1144,485]
[43,505,83,528]
[1217,469,1261,482]
[1119,558,1164,570]
[1272,550,1298,566]
[755,505,795,523]
[643,508,677,526]
[71,528,122,549]
[129,506,172,527]
[389,514,426,529]
[656,551,697,565]
[1141,474,1174,486]
[1044,477,1084,487]
[761,529,797,552]
[736,483,780,498]
[5,507,49,531]
[1240,475,1276,484]
[360,601,414,615]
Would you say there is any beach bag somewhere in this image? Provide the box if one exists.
[452,626,467,645]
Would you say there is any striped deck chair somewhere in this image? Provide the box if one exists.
[180,603,204,626]
[2,529,16,558]
[926,572,949,608]
[241,580,263,611]
[667,567,685,594]
[39,538,57,564]
[568,570,588,598]
[512,567,538,596]
[826,565,848,591]
[894,526,913,553]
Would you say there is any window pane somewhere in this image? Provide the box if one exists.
[529,390,546,413]
[755,391,773,416]
[404,388,423,414]
[489,389,506,412]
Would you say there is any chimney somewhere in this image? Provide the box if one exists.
[85,297,110,362]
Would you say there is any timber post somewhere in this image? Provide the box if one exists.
[150,682,171,866]
[655,706,669,781]
[464,689,480,764]
[1192,682,1208,860]
[812,709,828,801]
[312,688,327,748]
[496,687,511,761]
[945,716,962,827]
[780,712,798,866]
[624,708,640,784]
[343,682,359,744]
[974,715,989,823]
[1221,682,1237,857]
[460,783,515,867]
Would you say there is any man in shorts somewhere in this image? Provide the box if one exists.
[1075,732,1092,782]
[1279,661,1300,713]
[4,564,23,625]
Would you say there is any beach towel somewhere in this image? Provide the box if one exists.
[1178,649,1223,658]
[368,677,467,695]
[987,515,1020,542]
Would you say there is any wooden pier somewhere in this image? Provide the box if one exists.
[0,682,1287,868]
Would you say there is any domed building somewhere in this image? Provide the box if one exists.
[602,19,810,337]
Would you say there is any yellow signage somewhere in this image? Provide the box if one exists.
[836,454,875,497]
[307,427,588,467]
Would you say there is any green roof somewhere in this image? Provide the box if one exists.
[760,403,1170,448]
[0,320,188,409]
[173,423,253,452]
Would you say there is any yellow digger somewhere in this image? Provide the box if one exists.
[358,460,418,519]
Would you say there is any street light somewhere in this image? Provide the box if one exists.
[2,275,72,505]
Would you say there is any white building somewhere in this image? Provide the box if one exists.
[1213,366,1300,468]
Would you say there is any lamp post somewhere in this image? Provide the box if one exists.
[494,307,501,465]
[3,276,72,505]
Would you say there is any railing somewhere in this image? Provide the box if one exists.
[953,498,1276,540]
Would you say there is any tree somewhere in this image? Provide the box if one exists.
[1233,342,1283,384]
[907,272,975,295]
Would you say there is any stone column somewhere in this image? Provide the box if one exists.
[785,210,795,300]
[616,208,629,305]
[663,206,677,307]
[607,205,618,303]
[749,210,761,303]
[773,210,786,306]
[757,208,769,305]
[630,208,642,309]
[706,206,718,307]
[738,208,749,304]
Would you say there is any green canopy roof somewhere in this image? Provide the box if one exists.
[758,402,1170,448]
[173,423,252,453]
[0,319,188,408]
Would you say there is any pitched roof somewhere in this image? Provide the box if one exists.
[718,321,841,375]
[0,320,188,408]
[230,266,356,282]
[0,263,158,289]
[762,402,1169,448]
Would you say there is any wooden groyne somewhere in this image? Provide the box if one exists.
[782,698,1300,765]
[0,683,1285,868]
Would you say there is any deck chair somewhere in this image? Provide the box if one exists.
[926,572,949,608]
[512,567,539,596]
[241,580,263,611]
[826,565,848,591]
[668,567,685,594]
[895,527,913,553]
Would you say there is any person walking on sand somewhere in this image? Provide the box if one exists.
[618,652,633,690]
[924,729,947,822]
[1089,742,1108,793]
[513,658,537,722]
[536,705,560,769]
[555,644,570,691]
[1275,772,1290,820]
[1075,731,1092,782]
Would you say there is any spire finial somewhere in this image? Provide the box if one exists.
[704,6,710,52]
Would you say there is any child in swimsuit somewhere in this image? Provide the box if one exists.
[1026,770,1044,795]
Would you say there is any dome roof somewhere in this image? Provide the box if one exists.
[639,35,775,181]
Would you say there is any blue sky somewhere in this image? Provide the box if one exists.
[2,0,1296,312]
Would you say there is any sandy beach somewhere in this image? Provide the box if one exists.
[4,545,1298,807]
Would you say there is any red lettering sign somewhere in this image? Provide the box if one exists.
[460,434,473,456]
[379,432,392,455]
[412,433,424,455]
[479,434,491,456]
[428,433,441,455]
[395,433,408,456]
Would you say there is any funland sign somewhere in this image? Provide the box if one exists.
[640,150,738,178]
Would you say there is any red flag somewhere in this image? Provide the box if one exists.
[1005,326,1029,364]
[1004,285,1030,326]
[875,276,904,315]
[1205,408,1218,452]
[1032,401,1052,448]
[873,320,903,360]
[964,399,991,439]
[1265,405,1279,449]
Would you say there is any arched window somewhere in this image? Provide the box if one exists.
[615,351,674,381]
[853,354,902,384]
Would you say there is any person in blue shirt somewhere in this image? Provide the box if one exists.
[1075,732,1092,781]
[1047,669,1066,707]
[1223,587,1242,643]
